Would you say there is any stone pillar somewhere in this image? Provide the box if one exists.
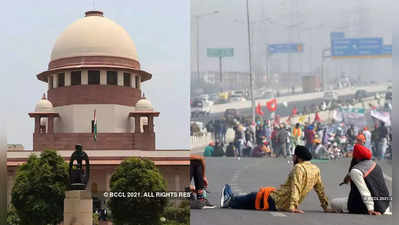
[134,116,141,133]
[100,70,107,85]
[34,116,41,134]
[148,116,154,133]
[47,116,54,134]
[48,76,52,90]
[117,71,123,86]
[64,190,93,225]
[53,74,58,88]
[137,75,141,89]
[65,71,71,86]
[82,70,88,85]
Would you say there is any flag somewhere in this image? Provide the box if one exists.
[266,98,277,112]
[314,112,321,122]
[93,110,97,141]
[292,107,297,116]
[256,103,264,116]
[370,110,391,126]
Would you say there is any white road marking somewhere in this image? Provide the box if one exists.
[270,212,287,217]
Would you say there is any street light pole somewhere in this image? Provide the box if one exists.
[321,48,331,91]
[194,11,219,82]
[246,0,255,123]
[195,16,200,81]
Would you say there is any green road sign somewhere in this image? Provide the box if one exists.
[207,48,234,57]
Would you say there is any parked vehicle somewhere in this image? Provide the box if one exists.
[262,91,275,100]
[229,94,245,102]
[191,100,210,117]
[224,108,239,122]
[354,89,368,101]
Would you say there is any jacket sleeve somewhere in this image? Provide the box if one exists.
[288,166,303,210]
[350,168,374,211]
[313,170,329,210]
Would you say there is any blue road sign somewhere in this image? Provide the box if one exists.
[330,32,345,40]
[382,45,392,55]
[267,43,303,54]
[331,37,383,57]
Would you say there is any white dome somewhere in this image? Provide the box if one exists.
[35,98,54,113]
[50,11,138,61]
[135,98,153,112]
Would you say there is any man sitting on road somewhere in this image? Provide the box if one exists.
[203,141,215,157]
[313,139,329,159]
[220,146,335,213]
[190,154,216,209]
[331,144,391,215]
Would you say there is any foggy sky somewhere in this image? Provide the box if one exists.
[191,0,393,81]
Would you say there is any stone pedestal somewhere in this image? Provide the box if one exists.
[64,190,93,225]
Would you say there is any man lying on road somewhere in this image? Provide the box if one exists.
[220,145,336,213]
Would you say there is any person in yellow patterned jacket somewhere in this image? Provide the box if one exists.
[220,145,336,213]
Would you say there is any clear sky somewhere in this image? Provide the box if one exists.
[0,0,190,150]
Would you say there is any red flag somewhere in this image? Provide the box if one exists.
[314,112,321,122]
[266,98,277,112]
[292,107,297,116]
[256,103,264,116]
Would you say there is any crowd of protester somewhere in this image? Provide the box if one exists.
[203,118,391,160]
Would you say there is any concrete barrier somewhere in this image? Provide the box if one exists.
[190,133,212,149]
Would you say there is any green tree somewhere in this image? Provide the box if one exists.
[109,157,168,225]
[6,204,20,225]
[11,150,68,225]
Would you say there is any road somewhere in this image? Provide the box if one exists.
[190,155,392,225]
[192,83,388,124]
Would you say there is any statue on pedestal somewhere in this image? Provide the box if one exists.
[69,144,90,190]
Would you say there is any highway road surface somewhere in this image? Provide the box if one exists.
[190,156,392,225]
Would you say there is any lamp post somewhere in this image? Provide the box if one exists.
[321,48,331,91]
[193,10,219,81]
[245,0,256,123]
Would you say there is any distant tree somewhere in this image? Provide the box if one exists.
[109,157,168,225]
[11,150,68,225]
